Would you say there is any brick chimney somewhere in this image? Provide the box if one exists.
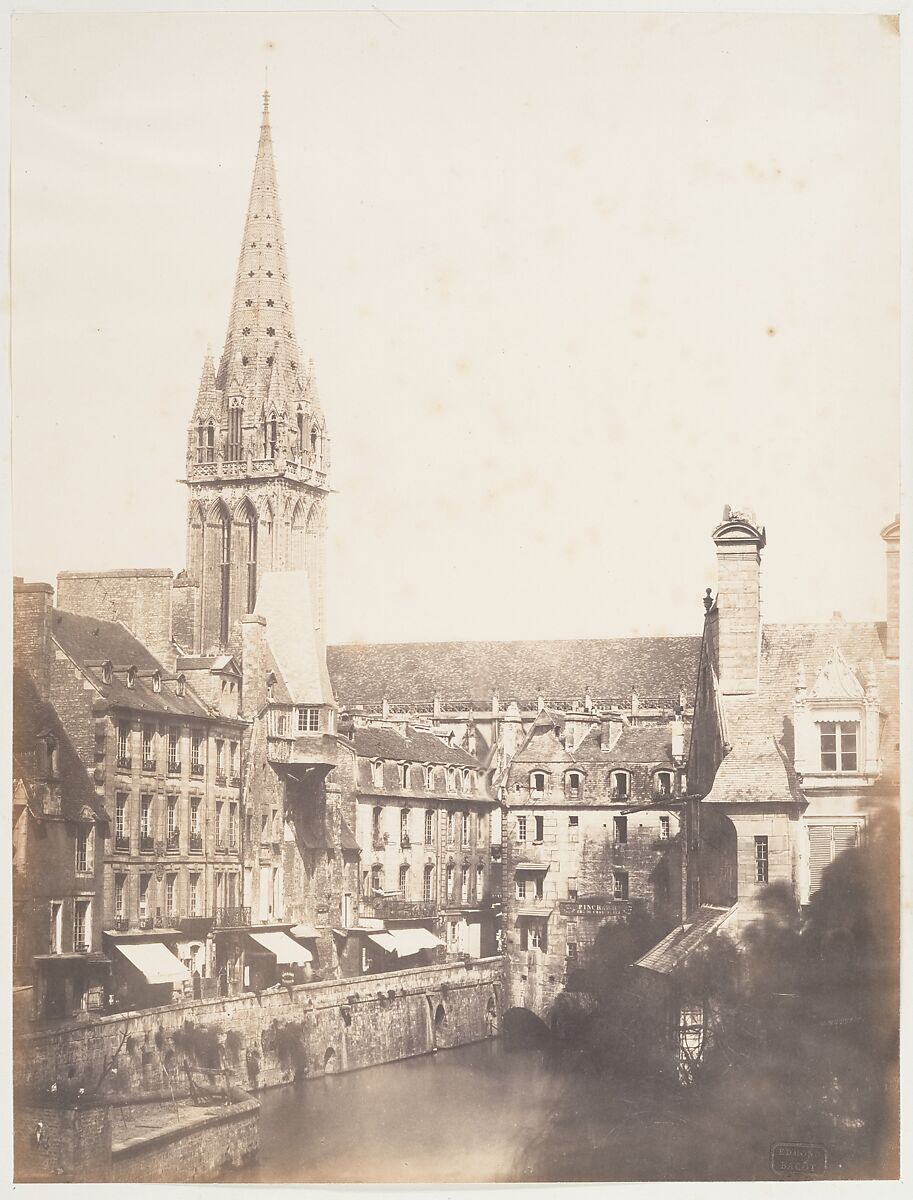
[13,579,54,699]
[711,505,766,696]
[881,514,900,661]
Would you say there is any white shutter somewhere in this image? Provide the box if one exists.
[808,826,833,897]
[832,824,860,856]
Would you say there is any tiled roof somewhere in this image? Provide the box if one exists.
[575,723,683,765]
[703,619,898,804]
[327,636,701,706]
[635,905,736,974]
[52,608,210,718]
[351,725,481,767]
[13,668,108,823]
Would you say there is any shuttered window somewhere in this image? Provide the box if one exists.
[808,824,860,897]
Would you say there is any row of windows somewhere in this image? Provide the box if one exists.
[116,724,240,780]
[514,869,630,904]
[371,761,481,794]
[524,769,677,800]
[371,807,487,847]
[113,793,238,852]
[513,813,671,845]
[195,413,323,464]
[367,861,485,903]
[101,662,185,695]
[113,868,239,920]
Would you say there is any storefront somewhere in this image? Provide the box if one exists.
[110,938,191,1009]
[31,953,111,1023]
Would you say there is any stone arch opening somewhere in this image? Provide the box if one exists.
[323,1047,337,1074]
[434,1003,446,1027]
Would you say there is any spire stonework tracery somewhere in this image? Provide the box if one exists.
[184,93,330,655]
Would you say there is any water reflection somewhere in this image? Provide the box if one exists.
[224,1040,562,1184]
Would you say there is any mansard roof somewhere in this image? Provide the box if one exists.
[351,725,481,768]
[327,635,701,707]
[12,667,108,824]
[51,609,210,719]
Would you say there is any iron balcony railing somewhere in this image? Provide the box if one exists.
[361,897,437,920]
[142,758,157,772]
[139,835,154,853]
[166,831,180,852]
[114,835,130,853]
[213,907,251,928]
[216,773,228,787]
[189,834,203,853]
[116,755,132,770]
[167,761,182,776]
[191,763,205,778]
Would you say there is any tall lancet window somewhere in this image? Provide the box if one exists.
[310,427,318,460]
[227,406,242,461]
[265,414,278,459]
[297,410,305,454]
[206,422,216,462]
[196,422,205,463]
[219,513,232,646]
[246,510,258,613]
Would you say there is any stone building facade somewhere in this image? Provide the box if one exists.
[500,706,687,1019]
[13,584,110,1022]
[332,723,499,970]
[686,508,900,934]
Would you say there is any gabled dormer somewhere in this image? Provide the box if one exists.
[794,645,882,786]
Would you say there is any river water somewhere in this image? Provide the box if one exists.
[221,1034,880,1183]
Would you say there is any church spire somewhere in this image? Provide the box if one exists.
[216,92,302,396]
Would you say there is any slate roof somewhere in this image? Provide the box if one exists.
[255,572,335,706]
[575,723,684,765]
[13,668,108,823]
[635,905,736,974]
[52,608,210,718]
[351,725,481,767]
[327,636,701,706]
[703,619,898,805]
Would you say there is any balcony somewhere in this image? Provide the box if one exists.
[216,841,228,853]
[216,772,228,787]
[116,755,132,771]
[113,916,129,932]
[190,763,205,779]
[142,757,157,773]
[189,834,203,853]
[139,835,154,853]
[138,916,153,930]
[167,761,182,776]
[213,906,251,929]
[230,774,242,788]
[74,943,89,954]
[362,897,438,920]
[114,836,130,853]
[372,833,389,851]
[166,831,180,852]
[400,834,411,849]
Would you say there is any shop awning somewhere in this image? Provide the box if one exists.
[388,927,443,956]
[366,928,443,956]
[290,923,320,939]
[516,861,550,872]
[366,931,398,952]
[248,930,313,965]
[116,942,191,985]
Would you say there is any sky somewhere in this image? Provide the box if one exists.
[10,10,901,647]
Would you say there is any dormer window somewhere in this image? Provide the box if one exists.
[566,771,581,800]
[372,760,384,788]
[530,771,547,798]
[425,765,435,790]
[126,667,136,689]
[401,763,410,789]
[266,673,275,702]
[611,771,630,800]
[176,675,186,698]
[447,767,456,792]
[152,671,161,694]
[820,722,858,773]
[102,661,113,685]
[654,770,673,799]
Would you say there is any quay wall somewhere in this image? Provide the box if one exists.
[16,958,503,1097]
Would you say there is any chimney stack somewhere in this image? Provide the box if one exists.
[711,505,766,696]
[13,580,55,700]
[881,514,900,661]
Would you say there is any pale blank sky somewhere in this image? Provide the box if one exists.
[11,12,900,646]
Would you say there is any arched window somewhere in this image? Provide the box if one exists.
[263,412,278,459]
[530,771,547,798]
[611,771,630,800]
[245,507,258,613]
[425,765,435,790]
[476,863,484,901]
[176,674,186,698]
[446,862,455,900]
[398,864,409,896]
[371,864,383,893]
[289,501,306,569]
[196,421,205,464]
[126,667,136,689]
[310,427,318,457]
[423,864,434,901]
[219,511,231,646]
[227,404,242,461]
[447,767,456,792]
[102,661,113,685]
[152,671,161,694]
[400,808,410,846]
[372,760,384,788]
[297,409,305,454]
[461,863,470,902]
[566,771,582,800]
[206,421,215,462]
[424,809,435,843]
[401,763,410,789]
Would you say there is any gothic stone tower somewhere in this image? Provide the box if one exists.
[181,93,330,655]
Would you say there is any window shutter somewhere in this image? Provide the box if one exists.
[832,824,860,856]
[807,826,833,897]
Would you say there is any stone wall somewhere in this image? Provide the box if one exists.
[16,958,503,1097]
[57,569,176,671]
